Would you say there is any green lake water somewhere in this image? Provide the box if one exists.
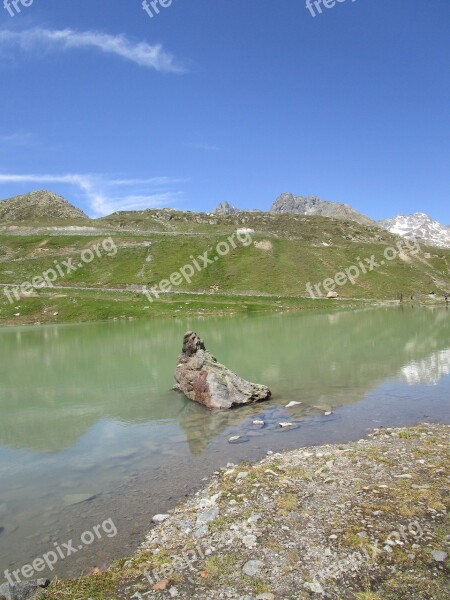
[0,307,449,580]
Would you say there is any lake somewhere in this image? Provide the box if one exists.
[0,306,449,581]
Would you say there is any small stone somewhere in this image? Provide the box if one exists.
[193,525,208,538]
[285,401,302,408]
[256,594,275,600]
[242,559,264,576]
[304,581,325,594]
[196,507,219,526]
[324,411,333,416]
[329,534,337,540]
[278,422,294,428]
[152,514,170,523]
[431,550,447,562]
[394,474,412,479]
[252,419,265,426]
[264,469,279,476]
[229,435,241,443]
[242,534,257,548]
[236,472,249,480]
[384,545,393,553]
[357,531,367,538]
[153,579,170,590]
[169,587,179,597]
[248,513,262,523]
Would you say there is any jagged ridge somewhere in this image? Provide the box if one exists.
[379,212,450,249]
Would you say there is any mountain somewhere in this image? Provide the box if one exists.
[270,193,375,226]
[0,190,90,223]
[379,212,450,248]
[213,201,239,215]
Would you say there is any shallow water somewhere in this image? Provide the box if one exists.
[0,306,449,581]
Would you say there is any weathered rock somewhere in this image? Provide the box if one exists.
[0,579,49,600]
[242,559,264,576]
[173,332,271,409]
[152,514,170,523]
[431,550,447,562]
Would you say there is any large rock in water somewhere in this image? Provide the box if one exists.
[173,332,271,409]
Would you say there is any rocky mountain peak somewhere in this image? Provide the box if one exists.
[270,193,375,226]
[213,201,239,215]
[378,212,450,248]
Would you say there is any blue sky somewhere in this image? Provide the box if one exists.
[0,0,448,222]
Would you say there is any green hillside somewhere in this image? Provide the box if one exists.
[0,210,449,325]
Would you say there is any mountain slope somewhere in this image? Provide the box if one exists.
[0,190,90,223]
[270,193,375,226]
[379,212,450,248]
[213,201,239,215]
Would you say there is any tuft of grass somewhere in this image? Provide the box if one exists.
[41,571,120,600]
[202,553,239,579]
[277,493,298,514]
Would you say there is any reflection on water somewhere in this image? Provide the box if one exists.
[0,307,449,579]
[400,348,450,385]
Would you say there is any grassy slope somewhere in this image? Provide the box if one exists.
[0,211,449,325]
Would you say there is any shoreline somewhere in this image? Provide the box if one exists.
[0,289,446,329]
[38,423,449,600]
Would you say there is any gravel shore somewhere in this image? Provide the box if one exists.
[44,423,449,600]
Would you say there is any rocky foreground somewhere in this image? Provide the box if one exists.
[42,424,448,600]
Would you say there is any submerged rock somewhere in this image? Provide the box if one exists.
[173,332,271,409]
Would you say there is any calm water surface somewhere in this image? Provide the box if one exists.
[0,307,449,580]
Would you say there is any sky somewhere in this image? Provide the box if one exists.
[0,0,449,222]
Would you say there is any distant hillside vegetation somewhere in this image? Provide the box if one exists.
[0,190,90,223]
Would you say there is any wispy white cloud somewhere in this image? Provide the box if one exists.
[0,173,183,216]
[0,132,34,146]
[0,28,186,73]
